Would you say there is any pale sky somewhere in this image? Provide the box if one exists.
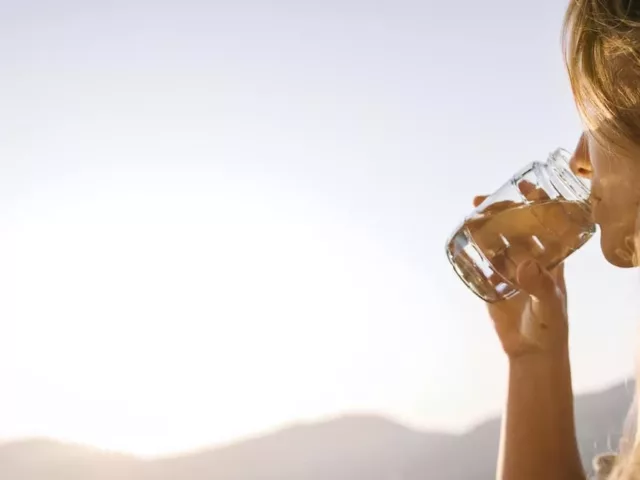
[1,0,639,457]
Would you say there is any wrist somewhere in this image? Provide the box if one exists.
[508,347,573,399]
[509,348,571,379]
[508,343,570,368]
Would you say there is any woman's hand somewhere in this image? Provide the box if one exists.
[473,195,569,359]
[472,195,585,479]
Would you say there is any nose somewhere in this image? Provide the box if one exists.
[569,133,593,179]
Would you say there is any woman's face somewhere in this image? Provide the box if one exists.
[570,133,640,267]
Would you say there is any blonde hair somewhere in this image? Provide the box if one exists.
[564,0,640,152]
[563,1,640,478]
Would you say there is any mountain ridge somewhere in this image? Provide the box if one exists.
[0,379,634,479]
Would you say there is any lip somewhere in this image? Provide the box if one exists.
[589,197,603,225]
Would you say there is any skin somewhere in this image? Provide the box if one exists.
[571,133,640,268]
[477,132,640,479]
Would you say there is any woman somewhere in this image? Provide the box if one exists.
[481,1,640,479]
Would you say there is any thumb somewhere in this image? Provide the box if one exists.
[516,260,561,302]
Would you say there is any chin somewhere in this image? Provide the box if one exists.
[600,233,636,268]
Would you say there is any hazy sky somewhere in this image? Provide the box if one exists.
[1,0,639,457]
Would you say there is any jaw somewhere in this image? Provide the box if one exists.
[603,233,637,268]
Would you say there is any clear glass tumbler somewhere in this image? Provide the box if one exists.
[445,148,595,303]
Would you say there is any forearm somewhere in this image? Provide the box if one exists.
[497,349,585,480]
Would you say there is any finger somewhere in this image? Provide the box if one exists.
[519,181,550,202]
[476,199,517,214]
[473,195,488,208]
[518,180,537,196]
[516,260,563,303]
[517,261,566,348]
[550,262,566,294]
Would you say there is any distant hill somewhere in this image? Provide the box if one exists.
[0,439,141,480]
[0,381,634,479]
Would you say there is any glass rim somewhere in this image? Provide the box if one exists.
[550,148,591,201]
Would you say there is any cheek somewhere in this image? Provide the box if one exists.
[595,193,636,234]
[593,170,640,222]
